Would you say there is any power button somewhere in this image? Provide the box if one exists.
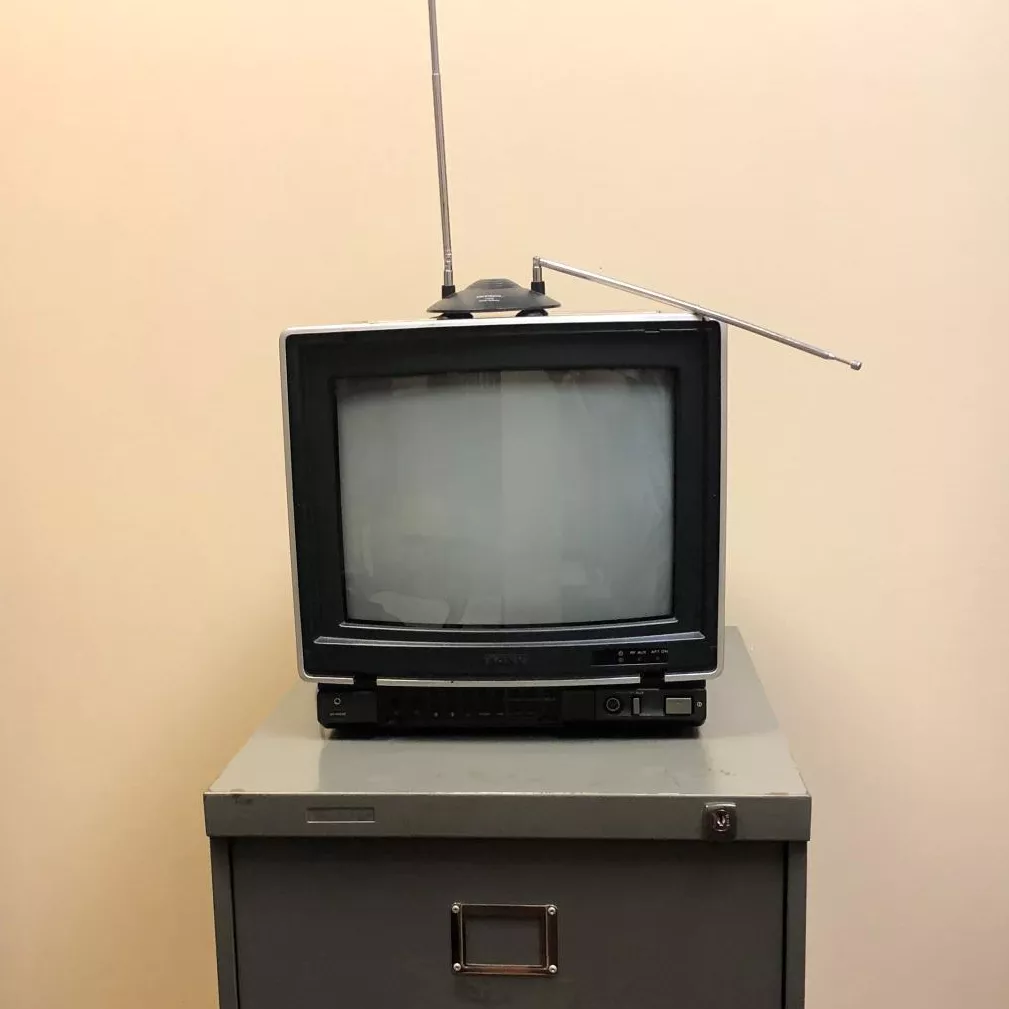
[664,696,693,716]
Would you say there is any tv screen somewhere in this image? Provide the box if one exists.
[335,368,673,628]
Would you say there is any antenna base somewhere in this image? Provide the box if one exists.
[428,277,561,315]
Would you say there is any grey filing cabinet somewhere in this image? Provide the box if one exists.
[205,628,810,1009]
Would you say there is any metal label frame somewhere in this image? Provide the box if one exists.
[450,902,558,977]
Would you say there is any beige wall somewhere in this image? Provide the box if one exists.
[3,1,1008,1006]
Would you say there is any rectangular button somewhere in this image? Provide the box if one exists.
[664,696,693,716]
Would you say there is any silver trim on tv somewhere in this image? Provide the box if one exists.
[314,630,701,646]
[375,675,642,689]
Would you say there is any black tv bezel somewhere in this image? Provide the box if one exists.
[284,315,722,680]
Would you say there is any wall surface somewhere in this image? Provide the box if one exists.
[2,1,1008,1007]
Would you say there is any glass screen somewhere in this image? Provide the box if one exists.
[335,369,673,627]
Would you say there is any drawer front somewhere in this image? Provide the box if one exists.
[231,838,785,1009]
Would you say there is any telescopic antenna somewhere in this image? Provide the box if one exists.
[422,2,559,317]
[533,257,862,370]
[427,0,455,298]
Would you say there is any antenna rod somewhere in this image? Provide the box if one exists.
[427,0,454,294]
[534,257,862,370]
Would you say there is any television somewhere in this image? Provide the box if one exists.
[282,312,724,731]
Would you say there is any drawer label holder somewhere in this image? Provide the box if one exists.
[450,902,559,977]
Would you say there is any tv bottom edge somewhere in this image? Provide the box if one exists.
[316,682,707,732]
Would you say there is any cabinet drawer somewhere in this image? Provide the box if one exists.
[230,838,786,1009]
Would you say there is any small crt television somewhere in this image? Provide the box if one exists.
[283,313,724,731]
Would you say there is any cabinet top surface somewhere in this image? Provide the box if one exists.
[205,629,809,840]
